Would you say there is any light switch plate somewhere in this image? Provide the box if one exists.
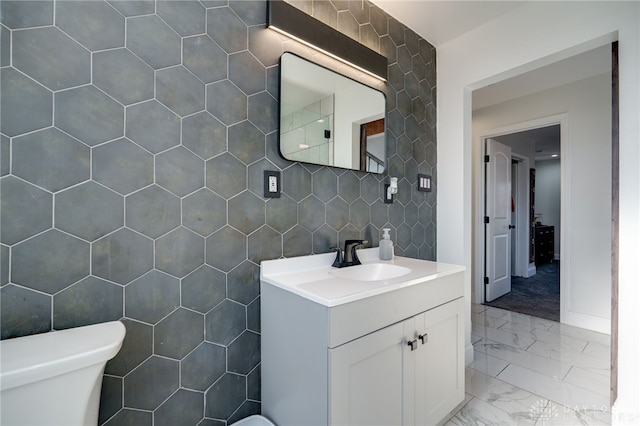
[417,174,432,192]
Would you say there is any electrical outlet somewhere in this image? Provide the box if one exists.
[264,171,281,198]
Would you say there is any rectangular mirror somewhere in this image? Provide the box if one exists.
[279,52,387,173]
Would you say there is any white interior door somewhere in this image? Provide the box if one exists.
[485,138,512,302]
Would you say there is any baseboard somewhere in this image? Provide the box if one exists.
[562,310,611,335]
[525,263,537,278]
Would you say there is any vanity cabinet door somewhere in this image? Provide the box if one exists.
[413,298,465,425]
[329,320,411,426]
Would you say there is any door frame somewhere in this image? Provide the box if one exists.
[473,114,569,324]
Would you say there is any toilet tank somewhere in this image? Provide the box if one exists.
[0,321,126,426]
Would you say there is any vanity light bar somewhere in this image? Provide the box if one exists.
[267,0,388,82]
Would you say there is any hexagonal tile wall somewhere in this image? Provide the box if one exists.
[0,0,437,424]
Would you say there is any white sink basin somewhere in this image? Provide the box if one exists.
[260,248,466,307]
[329,263,411,281]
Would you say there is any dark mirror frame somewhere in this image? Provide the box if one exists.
[278,52,387,174]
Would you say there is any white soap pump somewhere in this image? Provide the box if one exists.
[379,228,394,261]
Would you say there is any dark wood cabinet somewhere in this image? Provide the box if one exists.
[535,225,555,265]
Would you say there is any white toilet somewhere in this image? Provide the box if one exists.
[0,321,126,426]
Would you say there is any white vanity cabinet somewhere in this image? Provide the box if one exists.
[261,250,465,426]
[329,298,464,426]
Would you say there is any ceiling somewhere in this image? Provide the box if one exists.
[372,0,526,47]
[493,125,561,161]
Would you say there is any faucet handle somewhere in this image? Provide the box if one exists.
[330,247,342,268]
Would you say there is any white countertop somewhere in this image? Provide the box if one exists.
[260,248,465,307]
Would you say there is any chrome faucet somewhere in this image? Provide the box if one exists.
[331,240,368,268]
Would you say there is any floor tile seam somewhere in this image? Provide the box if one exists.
[561,365,612,399]
[526,340,611,370]
[497,363,611,411]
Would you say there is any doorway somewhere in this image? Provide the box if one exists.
[482,125,561,321]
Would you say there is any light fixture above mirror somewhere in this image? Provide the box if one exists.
[267,0,388,81]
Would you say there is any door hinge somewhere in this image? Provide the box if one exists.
[484,276,489,285]
[484,155,490,163]
[484,216,490,224]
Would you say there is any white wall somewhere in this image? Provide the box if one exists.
[473,74,612,330]
[436,2,640,420]
[535,159,561,259]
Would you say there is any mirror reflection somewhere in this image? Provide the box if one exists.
[279,52,386,173]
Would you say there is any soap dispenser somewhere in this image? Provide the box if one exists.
[379,228,394,260]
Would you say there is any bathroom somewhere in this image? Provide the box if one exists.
[0,0,436,423]
[3,0,640,424]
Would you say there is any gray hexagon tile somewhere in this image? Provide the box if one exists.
[227,261,259,305]
[98,375,122,425]
[156,146,204,197]
[125,270,179,324]
[228,191,265,235]
[205,226,246,272]
[206,79,248,126]
[105,318,152,376]
[326,197,349,231]
[154,308,204,359]
[182,111,227,161]
[206,7,247,54]
[12,26,90,90]
[228,120,265,166]
[53,276,123,329]
[0,135,7,177]
[92,228,153,285]
[0,244,8,286]
[227,331,260,374]
[313,224,338,254]
[183,35,228,84]
[204,299,245,346]
[126,100,180,154]
[106,0,154,17]
[124,355,179,410]
[12,127,90,192]
[182,189,227,237]
[265,194,297,233]
[11,229,89,294]
[312,168,338,202]
[181,265,226,314]
[283,225,312,258]
[181,342,226,391]
[92,138,154,196]
[228,51,265,96]
[283,165,311,202]
[247,225,282,264]
[154,389,204,426]
[205,373,246,420]
[156,65,205,117]
[1,176,52,245]
[126,15,181,69]
[0,68,52,137]
[93,48,154,105]
[103,409,151,426]
[299,195,325,232]
[1,284,51,339]
[56,0,125,51]
[205,153,247,199]
[0,0,53,29]
[126,185,181,239]
[55,181,124,241]
[95,94,138,148]
[247,91,278,134]
[157,0,205,37]
[155,227,204,278]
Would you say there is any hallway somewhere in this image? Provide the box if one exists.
[448,304,611,425]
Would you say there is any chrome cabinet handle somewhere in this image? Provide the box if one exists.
[418,333,428,345]
[408,339,418,351]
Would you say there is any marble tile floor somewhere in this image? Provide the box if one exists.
[446,304,612,425]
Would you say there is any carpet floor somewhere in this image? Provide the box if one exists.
[484,261,560,322]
